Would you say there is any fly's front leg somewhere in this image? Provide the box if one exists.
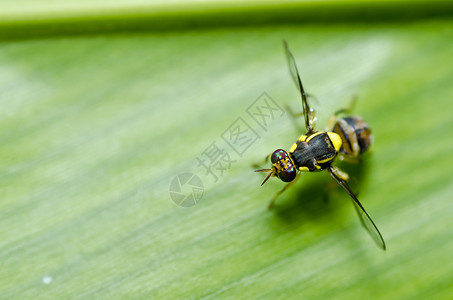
[252,153,271,169]
[268,174,299,209]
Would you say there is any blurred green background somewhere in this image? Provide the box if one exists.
[1,1,453,299]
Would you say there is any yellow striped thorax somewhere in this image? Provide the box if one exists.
[290,131,342,154]
[288,131,342,172]
[326,132,342,153]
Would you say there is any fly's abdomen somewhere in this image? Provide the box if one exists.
[333,116,372,157]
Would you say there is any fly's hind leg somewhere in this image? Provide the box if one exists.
[326,95,358,130]
[335,153,361,164]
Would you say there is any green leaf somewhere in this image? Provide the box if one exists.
[1,1,453,299]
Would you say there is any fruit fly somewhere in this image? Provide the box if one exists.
[255,41,386,250]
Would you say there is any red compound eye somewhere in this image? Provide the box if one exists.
[271,149,296,182]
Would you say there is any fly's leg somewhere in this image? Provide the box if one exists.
[330,166,350,181]
[268,174,299,209]
[326,95,357,130]
[252,153,271,169]
[285,105,317,132]
[323,166,351,203]
[335,153,361,164]
[285,105,305,133]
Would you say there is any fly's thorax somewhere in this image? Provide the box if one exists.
[326,132,342,152]
[289,131,341,172]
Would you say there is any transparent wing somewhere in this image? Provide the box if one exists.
[283,40,314,134]
[328,167,386,250]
